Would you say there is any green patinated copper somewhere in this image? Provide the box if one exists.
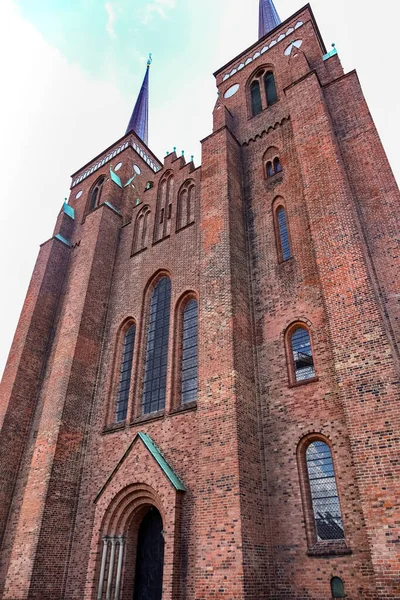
[94,431,186,503]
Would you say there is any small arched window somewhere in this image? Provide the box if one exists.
[306,441,345,541]
[89,176,106,212]
[180,299,198,404]
[264,146,282,179]
[251,80,262,116]
[264,71,278,106]
[142,276,171,414]
[290,327,315,381]
[276,206,291,261]
[132,206,151,254]
[273,156,282,173]
[115,324,136,422]
[331,577,345,598]
[177,181,196,230]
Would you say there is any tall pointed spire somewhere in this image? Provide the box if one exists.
[258,0,281,38]
[125,54,152,145]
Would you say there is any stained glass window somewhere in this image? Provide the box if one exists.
[142,277,171,414]
[291,327,314,381]
[181,299,198,404]
[306,441,344,541]
[115,325,136,422]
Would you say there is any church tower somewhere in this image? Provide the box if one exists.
[1,2,399,599]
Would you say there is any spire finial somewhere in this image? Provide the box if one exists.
[258,0,281,39]
[125,55,152,145]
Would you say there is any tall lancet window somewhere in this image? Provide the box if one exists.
[132,205,151,254]
[88,176,106,212]
[142,277,171,414]
[115,324,136,422]
[251,80,262,116]
[276,206,291,261]
[177,181,196,230]
[180,299,198,404]
[264,71,278,106]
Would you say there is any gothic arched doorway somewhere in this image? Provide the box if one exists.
[133,507,164,600]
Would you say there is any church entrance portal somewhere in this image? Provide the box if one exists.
[133,507,164,600]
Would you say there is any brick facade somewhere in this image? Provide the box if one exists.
[0,4,399,599]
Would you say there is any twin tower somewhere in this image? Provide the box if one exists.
[1,2,399,599]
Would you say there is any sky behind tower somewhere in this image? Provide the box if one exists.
[1,0,399,377]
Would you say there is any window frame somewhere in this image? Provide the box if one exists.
[297,434,347,551]
[171,292,199,411]
[284,321,317,386]
[106,318,137,427]
[248,67,279,118]
[140,275,172,416]
[272,198,292,263]
[86,175,106,217]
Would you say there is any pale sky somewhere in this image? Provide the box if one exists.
[1,0,399,378]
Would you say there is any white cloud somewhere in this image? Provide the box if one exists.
[140,0,176,24]
[105,2,116,39]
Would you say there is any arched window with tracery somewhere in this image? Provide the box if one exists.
[180,298,198,404]
[289,326,315,382]
[88,175,106,212]
[305,440,345,541]
[115,323,136,422]
[249,68,278,116]
[132,205,151,254]
[154,173,174,242]
[177,181,195,230]
[142,276,171,414]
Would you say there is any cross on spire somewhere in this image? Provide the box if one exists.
[125,55,152,146]
[259,0,281,39]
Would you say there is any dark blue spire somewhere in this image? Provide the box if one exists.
[125,55,151,145]
[259,0,281,38]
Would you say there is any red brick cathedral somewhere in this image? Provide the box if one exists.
[1,1,399,599]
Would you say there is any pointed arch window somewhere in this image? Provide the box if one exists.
[154,174,174,242]
[264,71,278,106]
[180,298,198,404]
[142,277,171,414]
[115,324,136,422]
[290,326,315,382]
[89,176,106,212]
[132,206,151,254]
[306,441,345,541]
[177,181,195,230]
